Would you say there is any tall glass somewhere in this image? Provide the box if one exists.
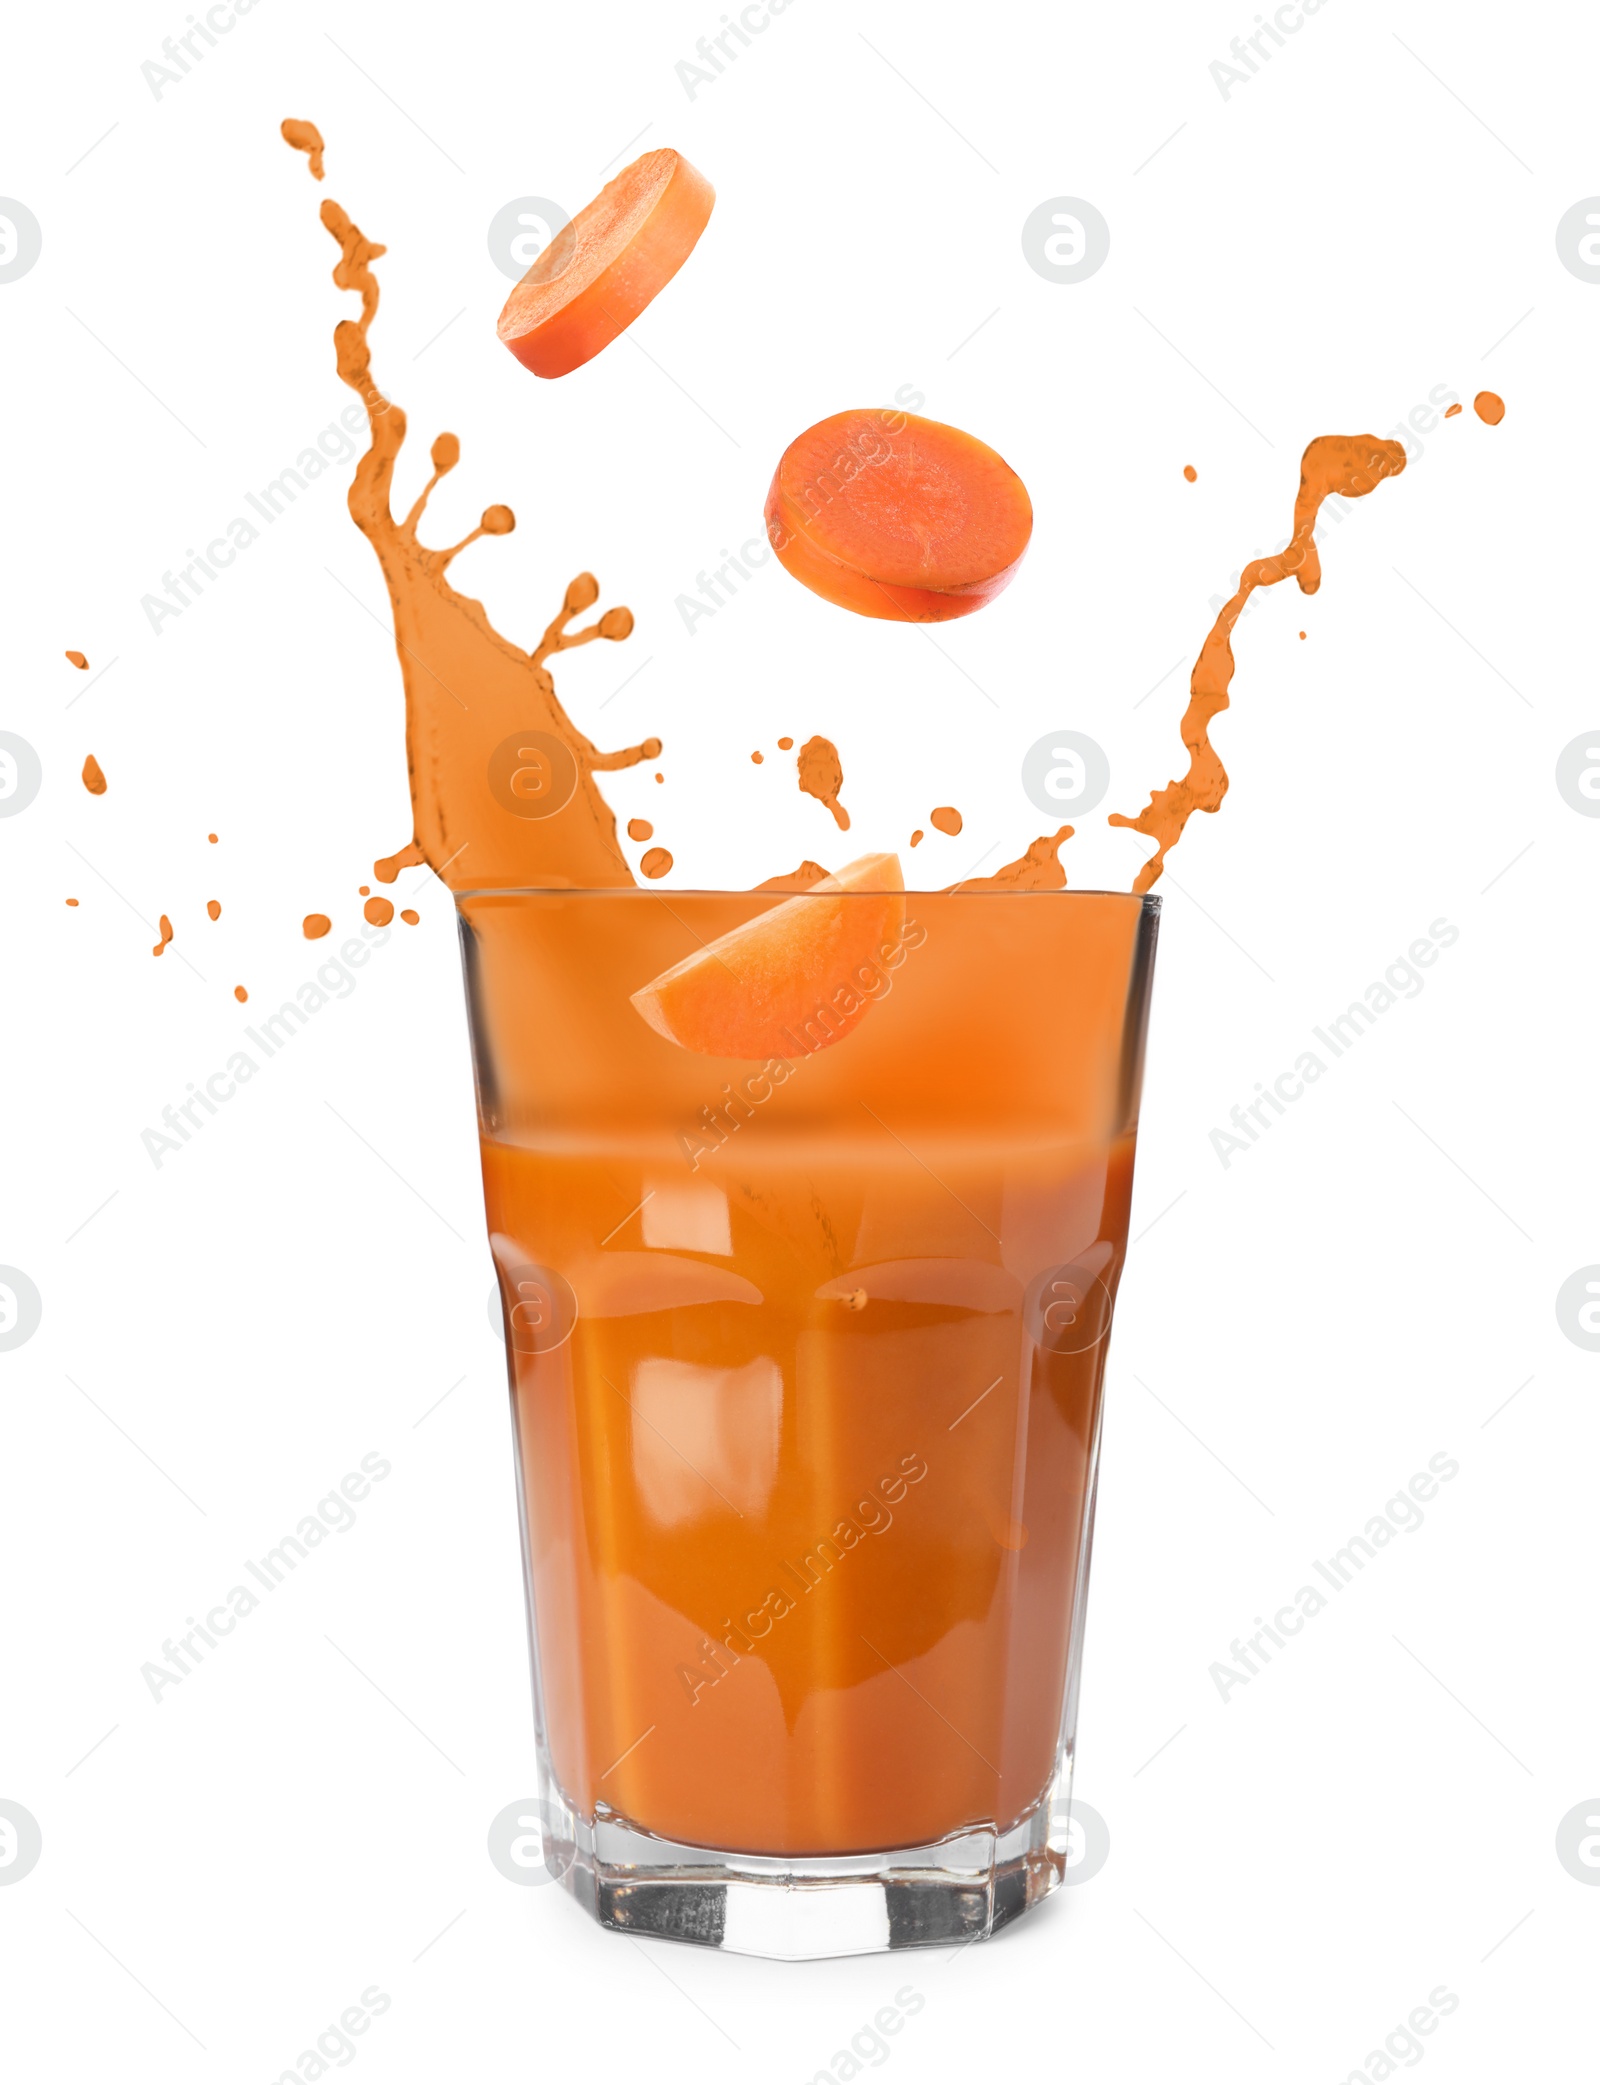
[461,883,1159,1957]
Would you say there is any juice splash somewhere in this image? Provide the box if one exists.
[288,132,658,895]
[1110,436,1407,892]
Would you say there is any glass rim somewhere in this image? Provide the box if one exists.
[453,885,1164,906]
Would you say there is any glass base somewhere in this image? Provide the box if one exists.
[539,1758,1074,1959]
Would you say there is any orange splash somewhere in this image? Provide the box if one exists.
[639,847,673,879]
[374,841,424,885]
[303,913,332,940]
[1183,465,1197,483]
[65,897,78,907]
[930,806,963,836]
[777,736,793,751]
[1110,435,1407,892]
[627,819,654,842]
[364,895,395,926]
[751,750,763,764]
[65,650,88,669]
[400,908,420,925]
[281,119,325,180]
[152,915,173,957]
[957,827,1073,892]
[206,899,221,920]
[1444,402,1463,419]
[797,735,850,831]
[910,829,924,847]
[1474,392,1505,426]
[81,754,106,795]
[754,860,830,891]
[234,985,249,1002]
[208,832,218,843]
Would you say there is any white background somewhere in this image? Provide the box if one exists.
[3,0,1597,2077]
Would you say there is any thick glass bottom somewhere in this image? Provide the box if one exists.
[538,1753,1075,1959]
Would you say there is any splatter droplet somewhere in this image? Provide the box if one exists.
[206,899,221,921]
[81,754,107,795]
[208,832,218,844]
[777,736,794,752]
[653,771,664,784]
[1444,402,1463,418]
[65,650,88,669]
[358,884,370,897]
[1299,630,1306,640]
[65,897,78,907]
[152,915,174,957]
[751,751,764,763]
[639,847,673,879]
[627,818,654,842]
[797,737,850,831]
[281,118,325,180]
[910,830,924,848]
[930,806,963,836]
[374,841,423,884]
[1474,391,1505,426]
[364,896,394,927]
[234,985,249,1003]
[1183,465,1197,483]
[303,914,331,940]
[400,908,419,926]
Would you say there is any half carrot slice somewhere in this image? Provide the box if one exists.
[630,854,906,1059]
[497,149,714,379]
[765,409,1033,622]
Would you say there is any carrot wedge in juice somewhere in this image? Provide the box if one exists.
[629,853,905,1059]
[497,149,714,379]
[765,409,1033,622]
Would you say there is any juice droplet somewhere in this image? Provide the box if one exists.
[281,118,325,179]
[797,736,850,831]
[930,806,963,836]
[1299,630,1306,640]
[1183,465,1197,483]
[65,897,79,907]
[81,754,107,795]
[358,884,370,896]
[234,985,249,1003]
[152,914,174,957]
[206,899,221,920]
[364,896,395,926]
[955,827,1072,892]
[303,913,332,940]
[910,829,924,847]
[751,750,764,763]
[654,772,664,784]
[1110,434,1407,891]
[65,650,88,669]
[374,841,424,885]
[400,908,420,925]
[208,832,218,843]
[1474,391,1505,426]
[627,818,654,842]
[1444,402,1463,418]
[777,736,794,751]
[639,847,673,879]
[754,860,829,891]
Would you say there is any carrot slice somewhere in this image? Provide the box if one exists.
[497,149,714,379]
[630,854,906,1059]
[765,410,1032,622]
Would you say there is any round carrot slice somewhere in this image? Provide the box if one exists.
[497,149,714,379]
[765,409,1033,622]
[630,853,905,1059]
